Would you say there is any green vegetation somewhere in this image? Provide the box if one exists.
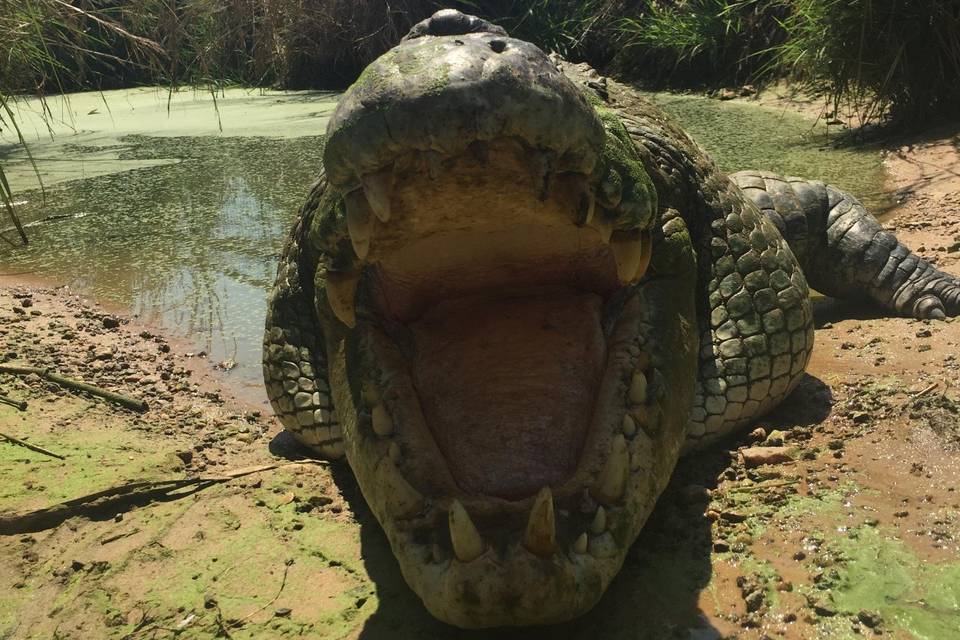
[3,1,958,124]
[613,1,960,127]
[1,0,958,235]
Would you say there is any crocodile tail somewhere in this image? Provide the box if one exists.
[733,170,960,319]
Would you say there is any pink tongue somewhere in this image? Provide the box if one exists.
[410,288,605,499]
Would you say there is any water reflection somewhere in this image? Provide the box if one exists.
[2,132,327,399]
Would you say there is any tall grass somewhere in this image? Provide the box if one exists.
[459,0,624,61]
[771,0,960,126]
[0,0,167,247]
[612,0,960,126]
[614,1,789,85]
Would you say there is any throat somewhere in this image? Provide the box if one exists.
[409,288,606,499]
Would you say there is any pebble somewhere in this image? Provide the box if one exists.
[739,446,792,468]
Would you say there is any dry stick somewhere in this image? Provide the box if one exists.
[898,381,940,411]
[0,392,27,411]
[0,461,324,535]
[228,560,293,629]
[0,363,148,412]
[0,431,65,460]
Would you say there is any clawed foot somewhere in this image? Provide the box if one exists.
[912,287,960,320]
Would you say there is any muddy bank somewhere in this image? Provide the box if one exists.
[1,124,959,638]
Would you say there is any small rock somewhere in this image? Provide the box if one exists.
[275,608,292,618]
[764,430,786,446]
[102,316,120,329]
[811,599,836,617]
[749,427,767,441]
[739,446,792,468]
[857,610,882,628]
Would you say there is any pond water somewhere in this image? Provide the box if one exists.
[0,87,888,402]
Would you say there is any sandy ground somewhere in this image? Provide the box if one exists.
[1,123,959,639]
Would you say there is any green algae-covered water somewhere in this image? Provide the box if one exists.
[643,92,890,212]
[0,88,887,400]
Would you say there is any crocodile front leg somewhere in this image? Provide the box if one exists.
[733,171,960,319]
[263,176,344,459]
[617,112,815,450]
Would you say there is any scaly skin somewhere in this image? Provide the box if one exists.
[262,10,960,628]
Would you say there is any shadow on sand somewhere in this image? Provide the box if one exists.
[267,372,834,639]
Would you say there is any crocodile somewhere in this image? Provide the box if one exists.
[262,9,960,628]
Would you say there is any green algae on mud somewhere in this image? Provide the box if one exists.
[0,400,187,514]
[827,527,960,640]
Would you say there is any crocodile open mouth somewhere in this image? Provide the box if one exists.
[320,137,670,626]
[366,141,626,501]
[310,20,693,628]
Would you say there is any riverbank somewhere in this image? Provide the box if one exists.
[1,122,959,638]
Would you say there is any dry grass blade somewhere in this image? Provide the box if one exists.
[50,0,164,55]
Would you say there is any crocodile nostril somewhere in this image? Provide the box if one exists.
[489,39,507,53]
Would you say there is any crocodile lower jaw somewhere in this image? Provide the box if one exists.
[341,284,663,626]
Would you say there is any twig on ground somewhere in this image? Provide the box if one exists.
[0,461,325,535]
[0,392,27,410]
[227,558,294,629]
[0,430,65,459]
[0,363,148,411]
[898,381,939,411]
[99,528,141,545]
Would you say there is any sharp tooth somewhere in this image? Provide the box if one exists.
[635,231,653,280]
[372,404,394,437]
[523,486,557,556]
[573,532,588,554]
[361,167,394,222]
[388,441,403,465]
[582,189,596,226]
[590,506,606,535]
[610,231,644,284]
[448,500,485,562]
[629,371,648,405]
[622,414,637,437]
[344,190,374,260]
[380,456,423,519]
[325,270,360,328]
[593,434,629,505]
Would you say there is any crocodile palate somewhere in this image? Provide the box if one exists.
[263,10,960,628]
